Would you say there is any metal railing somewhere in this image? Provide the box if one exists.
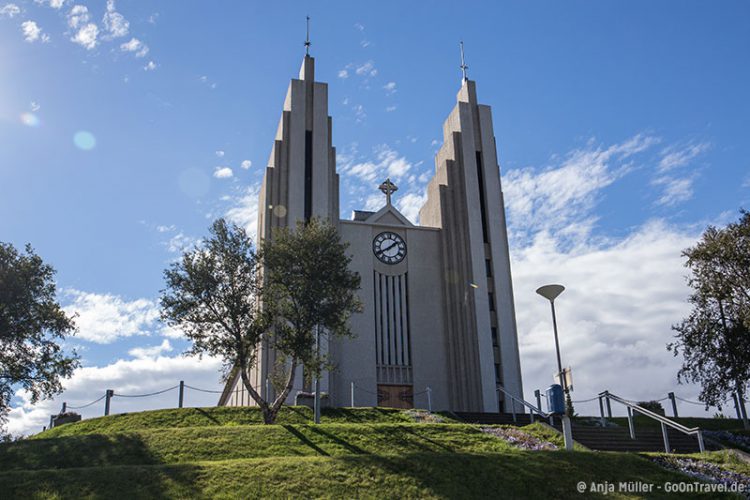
[497,385,553,424]
[599,390,705,453]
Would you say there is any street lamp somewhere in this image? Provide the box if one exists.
[536,285,567,396]
[536,284,573,450]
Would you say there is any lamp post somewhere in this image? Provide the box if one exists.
[536,284,573,450]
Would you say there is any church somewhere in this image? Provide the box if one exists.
[218,47,524,413]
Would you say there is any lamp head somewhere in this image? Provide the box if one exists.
[536,284,565,302]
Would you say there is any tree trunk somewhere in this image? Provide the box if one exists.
[263,360,298,424]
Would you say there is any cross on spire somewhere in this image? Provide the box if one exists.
[304,16,311,56]
[378,178,398,206]
[459,40,468,82]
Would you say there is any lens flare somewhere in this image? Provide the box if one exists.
[20,112,40,127]
[73,131,96,151]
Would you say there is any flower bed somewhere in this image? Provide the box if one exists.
[705,430,750,452]
[480,426,558,451]
[405,409,446,423]
[652,455,750,498]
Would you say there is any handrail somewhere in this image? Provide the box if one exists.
[599,390,705,453]
[497,385,552,420]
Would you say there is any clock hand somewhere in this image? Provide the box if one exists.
[380,241,398,254]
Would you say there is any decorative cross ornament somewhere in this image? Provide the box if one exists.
[459,41,469,82]
[378,178,398,206]
[305,16,311,56]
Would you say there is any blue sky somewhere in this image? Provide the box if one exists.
[2,1,749,433]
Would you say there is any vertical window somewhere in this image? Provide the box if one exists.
[304,130,313,221]
[494,363,501,382]
[491,327,498,346]
[488,292,495,312]
[485,258,492,277]
[475,151,489,243]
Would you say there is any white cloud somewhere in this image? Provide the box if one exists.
[102,0,128,39]
[63,290,160,344]
[71,23,99,50]
[143,60,157,71]
[385,105,397,112]
[21,20,48,43]
[129,339,172,360]
[215,150,225,157]
[0,3,21,18]
[34,0,65,8]
[658,142,709,173]
[653,175,695,206]
[7,353,224,436]
[240,160,252,170]
[120,37,149,57]
[512,220,716,417]
[353,103,366,123]
[504,134,659,248]
[354,22,364,32]
[341,144,415,184]
[156,224,175,233]
[30,101,40,111]
[355,60,377,77]
[213,166,233,179]
[383,81,396,95]
[165,232,197,253]
[396,192,426,225]
[337,69,349,79]
[225,184,260,242]
[67,4,89,29]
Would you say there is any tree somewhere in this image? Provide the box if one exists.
[160,218,361,424]
[0,243,79,431]
[260,218,362,420]
[668,210,750,425]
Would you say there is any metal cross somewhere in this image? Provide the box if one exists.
[378,178,398,206]
[459,41,468,81]
[305,16,311,56]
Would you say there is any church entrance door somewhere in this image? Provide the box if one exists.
[377,384,414,409]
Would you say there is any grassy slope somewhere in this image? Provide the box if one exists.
[0,407,744,499]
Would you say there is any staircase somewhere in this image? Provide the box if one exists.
[455,412,708,453]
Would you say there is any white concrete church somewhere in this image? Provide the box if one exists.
[219,49,524,413]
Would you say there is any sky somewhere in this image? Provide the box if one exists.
[2,1,749,435]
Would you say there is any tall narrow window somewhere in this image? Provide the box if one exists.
[491,327,498,346]
[485,258,492,277]
[304,130,313,221]
[475,151,489,243]
[488,292,496,312]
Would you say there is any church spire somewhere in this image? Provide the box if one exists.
[304,15,311,56]
[459,41,469,83]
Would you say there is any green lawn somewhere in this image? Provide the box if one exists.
[0,406,745,499]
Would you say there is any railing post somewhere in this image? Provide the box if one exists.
[627,406,635,439]
[732,392,742,420]
[178,380,184,408]
[660,422,670,453]
[426,387,432,413]
[605,393,612,418]
[350,382,355,407]
[104,389,113,416]
[598,395,606,426]
[529,404,535,423]
[739,394,749,430]
[534,389,542,413]
[61,402,67,414]
[511,397,517,423]
[697,430,705,453]
[668,392,678,418]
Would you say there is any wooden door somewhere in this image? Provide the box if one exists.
[377,385,414,409]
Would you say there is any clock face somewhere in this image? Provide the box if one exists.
[373,231,407,264]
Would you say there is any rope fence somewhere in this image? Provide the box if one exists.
[49,378,749,433]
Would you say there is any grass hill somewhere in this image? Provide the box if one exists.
[0,406,748,499]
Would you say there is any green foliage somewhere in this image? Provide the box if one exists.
[0,242,79,431]
[160,219,266,378]
[261,217,362,376]
[669,210,750,409]
[636,401,666,416]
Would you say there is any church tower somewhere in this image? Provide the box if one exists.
[219,38,524,414]
[419,60,524,412]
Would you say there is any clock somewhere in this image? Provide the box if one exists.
[373,231,407,264]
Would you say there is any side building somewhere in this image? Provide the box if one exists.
[219,54,523,412]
